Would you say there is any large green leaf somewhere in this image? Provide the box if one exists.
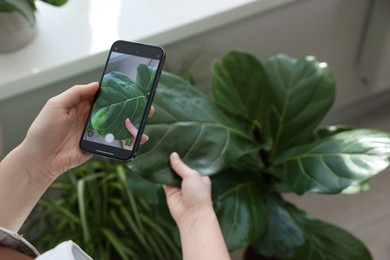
[128,72,259,185]
[92,71,147,140]
[211,170,268,250]
[252,194,304,258]
[286,204,372,260]
[272,129,390,194]
[211,51,271,129]
[265,55,335,157]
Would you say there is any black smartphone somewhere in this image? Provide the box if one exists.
[80,40,165,161]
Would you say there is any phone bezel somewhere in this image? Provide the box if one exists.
[79,40,165,161]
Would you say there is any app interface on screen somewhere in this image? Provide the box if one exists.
[83,51,160,150]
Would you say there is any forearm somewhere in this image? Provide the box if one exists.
[178,206,230,260]
[0,144,55,231]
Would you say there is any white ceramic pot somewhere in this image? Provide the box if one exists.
[0,12,37,53]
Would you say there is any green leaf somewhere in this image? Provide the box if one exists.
[136,64,156,96]
[126,171,162,205]
[286,204,372,260]
[272,129,390,194]
[41,0,68,7]
[252,194,304,258]
[230,151,263,172]
[101,228,131,260]
[91,71,147,140]
[3,0,36,25]
[265,55,335,156]
[211,170,268,250]
[212,50,271,127]
[128,71,260,185]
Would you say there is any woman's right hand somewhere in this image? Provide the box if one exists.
[163,152,213,227]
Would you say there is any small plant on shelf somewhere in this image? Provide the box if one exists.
[0,0,67,25]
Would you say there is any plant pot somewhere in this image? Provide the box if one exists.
[0,12,37,53]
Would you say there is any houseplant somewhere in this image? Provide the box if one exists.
[127,51,390,259]
[26,160,181,260]
[0,0,67,52]
[27,51,390,259]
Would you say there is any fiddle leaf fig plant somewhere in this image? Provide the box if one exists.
[127,50,390,259]
[0,0,67,25]
[27,50,390,259]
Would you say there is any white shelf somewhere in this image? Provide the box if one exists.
[0,0,295,101]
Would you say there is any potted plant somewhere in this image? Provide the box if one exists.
[0,0,67,52]
[26,160,181,260]
[27,50,390,259]
[127,50,390,259]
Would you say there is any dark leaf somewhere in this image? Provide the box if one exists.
[286,204,372,260]
[212,170,268,250]
[128,72,260,185]
[265,55,335,157]
[252,194,304,258]
[272,129,390,194]
[211,50,271,129]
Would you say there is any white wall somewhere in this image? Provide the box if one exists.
[0,0,380,154]
[165,0,372,108]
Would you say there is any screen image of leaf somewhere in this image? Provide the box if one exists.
[91,67,152,141]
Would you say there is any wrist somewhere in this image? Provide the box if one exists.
[13,143,57,188]
[0,144,56,231]
[177,204,217,231]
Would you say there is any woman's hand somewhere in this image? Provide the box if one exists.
[163,153,230,260]
[20,82,99,179]
[163,152,213,228]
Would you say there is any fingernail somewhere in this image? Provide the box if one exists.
[171,152,179,158]
[143,135,149,141]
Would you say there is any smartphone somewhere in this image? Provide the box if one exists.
[79,40,166,161]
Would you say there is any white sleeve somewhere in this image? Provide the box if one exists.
[36,240,93,260]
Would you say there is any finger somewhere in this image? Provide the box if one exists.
[148,106,155,118]
[169,152,199,178]
[202,176,211,184]
[140,134,149,144]
[125,118,138,138]
[53,82,99,108]
[202,176,212,189]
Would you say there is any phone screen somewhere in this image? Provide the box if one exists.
[80,41,165,161]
